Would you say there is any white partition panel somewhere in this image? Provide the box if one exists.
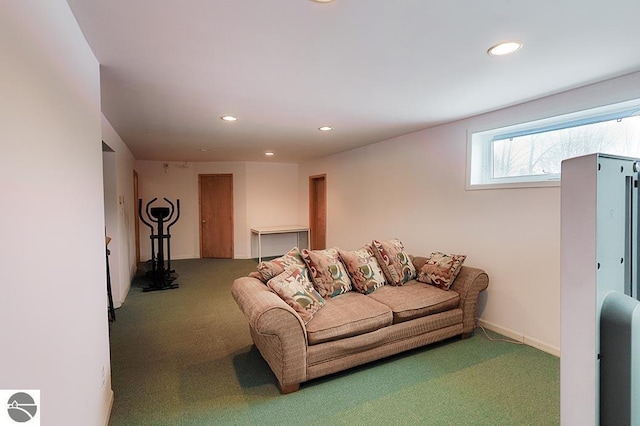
[561,153,639,425]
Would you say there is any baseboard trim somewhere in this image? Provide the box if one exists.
[477,319,560,357]
[103,388,114,426]
[171,255,196,260]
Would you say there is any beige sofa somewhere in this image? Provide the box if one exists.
[231,255,489,393]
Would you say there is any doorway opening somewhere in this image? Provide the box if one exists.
[309,174,327,250]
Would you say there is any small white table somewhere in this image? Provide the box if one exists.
[251,225,310,263]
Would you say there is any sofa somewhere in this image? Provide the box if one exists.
[231,240,489,394]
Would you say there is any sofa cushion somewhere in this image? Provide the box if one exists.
[339,246,387,294]
[257,247,306,282]
[301,247,352,298]
[306,310,464,368]
[266,266,325,324]
[306,292,393,345]
[368,280,460,323]
[371,239,417,286]
[416,252,467,290]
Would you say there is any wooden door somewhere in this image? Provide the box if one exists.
[309,174,327,250]
[133,170,140,263]
[199,174,234,258]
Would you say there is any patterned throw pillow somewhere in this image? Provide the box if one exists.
[339,246,387,294]
[267,266,325,324]
[417,252,467,290]
[301,248,352,298]
[257,247,306,282]
[371,239,417,286]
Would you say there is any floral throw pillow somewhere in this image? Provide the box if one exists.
[301,248,352,298]
[371,239,417,286]
[257,247,306,282]
[339,246,387,294]
[417,252,467,290]
[267,266,325,324]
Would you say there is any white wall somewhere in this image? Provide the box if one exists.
[299,71,640,354]
[0,1,112,425]
[101,117,137,307]
[246,162,300,258]
[102,149,120,308]
[135,160,299,260]
[136,160,201,260]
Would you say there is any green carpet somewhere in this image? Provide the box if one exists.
[108,259,559,425]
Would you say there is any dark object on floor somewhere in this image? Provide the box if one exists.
[138,197,180,291]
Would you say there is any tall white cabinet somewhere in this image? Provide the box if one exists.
[561,153,640,425]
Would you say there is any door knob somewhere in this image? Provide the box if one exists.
[202,220,207,224]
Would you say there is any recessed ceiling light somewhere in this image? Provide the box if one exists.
[220,115,238,122]
[311,0,335,3]
[264,151,275,157]
[199,148,210,152]
[487,41,523,56]
[318,126,333,131]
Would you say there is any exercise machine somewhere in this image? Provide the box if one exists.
[138,197,180,291]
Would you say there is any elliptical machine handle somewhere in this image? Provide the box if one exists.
[138,198,155,231]
[166,198,181,231]
[145,197,159,223]
[163,197,176,223]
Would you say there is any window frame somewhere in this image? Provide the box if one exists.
[466,99,640,190]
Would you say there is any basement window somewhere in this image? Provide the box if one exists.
[467,99,640,189]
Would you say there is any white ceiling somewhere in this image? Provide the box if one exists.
[67,0,640,163]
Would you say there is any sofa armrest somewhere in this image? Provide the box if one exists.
[449,266,489,335]
[412,257,489,336]
[231,276,307,392]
